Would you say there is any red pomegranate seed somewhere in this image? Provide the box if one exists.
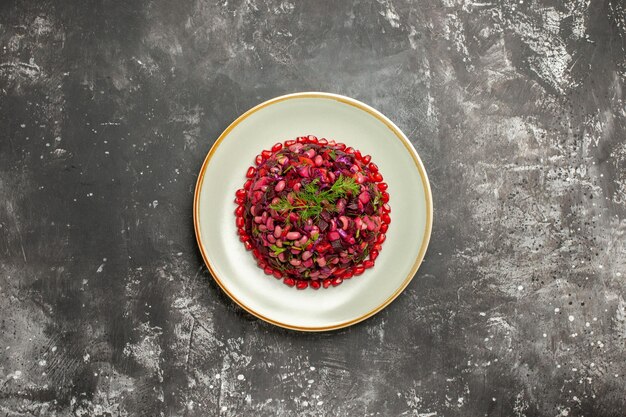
[373,172,383,182]
[331,277,343,286]
[382,213,391,224]
[246,167,256,178]
[345,147,355,154]
[264,266,273,275]
[261,149,272,159]
[235,206,244,216]
[252,249,261,259]
[235,188,246,199]
[285,139,296,146]
[244,241,252,250]
[363,260,375,269]
[377,234,386,244]
[310,280,321,289]
[283,278,296,287]
[336,143,346,150]
[239,235,249,242]
[235,217,244,228]
[318,138,328,145]
[370,250,379,261]
[377,182,388,191]
[243,179,252,190]
[368,162,378,172]
[271,142,283,152]
[296,280,308,289]
[363,154,372,164]
[237,227,245,235]
[354,266,365,276]
[343,270,354,279]
[382,203,391,213]
[380,223,389,233]
[373,243,382,251]
[355,150,362,160]
[255,155,263,165]
[381,192,389,203]
[273,270,282,279]
[322,278,332,288]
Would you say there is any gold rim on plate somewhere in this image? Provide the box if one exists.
[193,92,433,332]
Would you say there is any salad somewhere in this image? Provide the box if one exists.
[234,136,390,289]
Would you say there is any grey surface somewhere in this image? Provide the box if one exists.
[1,0,625,415]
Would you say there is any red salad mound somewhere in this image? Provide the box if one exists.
[234,135,390,289]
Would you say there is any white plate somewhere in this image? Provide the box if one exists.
[194,92,432,331]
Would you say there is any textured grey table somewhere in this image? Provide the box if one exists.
[1,1,625,416]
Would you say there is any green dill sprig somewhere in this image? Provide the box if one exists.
[270,175,360,221]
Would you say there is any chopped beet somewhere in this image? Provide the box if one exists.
[234,136,390,289]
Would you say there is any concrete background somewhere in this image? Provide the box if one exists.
[1,0,625,415]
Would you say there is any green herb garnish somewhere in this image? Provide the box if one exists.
[269,244,286,255]
[270,175,360,221]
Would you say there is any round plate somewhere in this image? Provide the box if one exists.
[194,92,432,331]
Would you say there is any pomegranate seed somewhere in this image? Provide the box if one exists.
[283,278,296,287]
[255,155,263,165]
[262,149,272,159]
[310,280,321,289]
[318,138,328,145]
[307,135,318,143]
[244,241,252,250]
[331,277,343,286]
[273,270,282,279]
[252,249,261,259]
[374,243,382,251]
[377,182,388,191]
[244,179,252,190]
[382,203,391,213]
[377,234,386,244]
[235,206,244,216]
[373,172,383,182]
[355,150,362,160]
[368,162,378,172]
[296,280,308,289]
[363,155,372,164]
[380,223,389,233]
[239,235,249,242]
[264,266,273,275]
[343,270,354,279]
[322,278,332,288]
[235,188,246,198]
[354,266,365,276]
[234,196,244,204]
[370,250,379,261]
[246,167,256,178]
[235,217,244,228]
[237,228,245,235]
[336,143,346,151]
[363,260,375,269]
[382,213,391,224]
[271,142,283,152]
[285,139,296,146]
